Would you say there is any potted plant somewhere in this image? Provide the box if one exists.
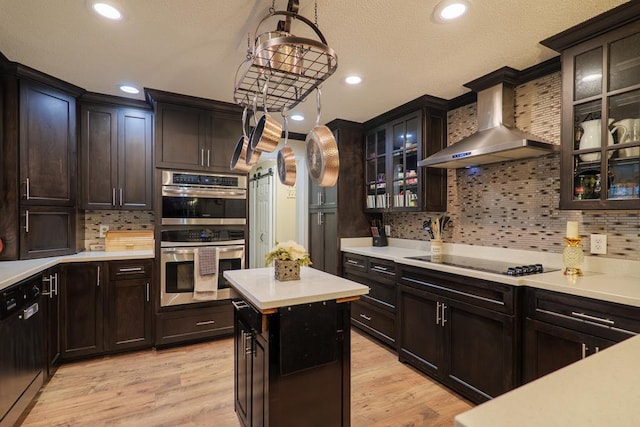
[265,240,312,281]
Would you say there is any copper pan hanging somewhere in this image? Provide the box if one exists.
[250,77,282,154]
[306,88,339,187]
[230,106,260,172]
[277,110,296,186]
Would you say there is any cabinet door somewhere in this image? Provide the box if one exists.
[309,210,337,275]
[80,104,118,210]
[20,81,76,206]
[156,102,208,170]
[42,268,61,380]
[251,333,267,427]
[118,109,153,209]
[397,285,444,377]
[108,277,152,351]
[210,112,240,171]
[523,318,591,383]
[365,126,388,210]
[444,298,515,401]
[309,211,326,272]
[61,263,105,360]
[20,206,75,259]
[235,316,251,427]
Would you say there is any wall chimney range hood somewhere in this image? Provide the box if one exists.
[419,67,558,169]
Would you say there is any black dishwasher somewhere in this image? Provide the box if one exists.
[1,274,44,427]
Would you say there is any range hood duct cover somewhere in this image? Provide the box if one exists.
[419,81,558,169]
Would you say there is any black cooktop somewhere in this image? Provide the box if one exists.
[404,255,560,276]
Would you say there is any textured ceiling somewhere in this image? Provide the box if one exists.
[0,0,628,133]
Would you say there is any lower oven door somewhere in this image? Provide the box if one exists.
[160,245,244,307]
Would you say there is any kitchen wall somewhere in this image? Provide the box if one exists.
[384,72,640,261]
[81,210,155,250]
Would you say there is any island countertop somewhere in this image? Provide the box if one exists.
[223,267,369,312]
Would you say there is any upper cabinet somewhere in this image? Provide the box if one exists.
[364,96,447,213]
[146,89,242,173]
[542,3,640,209]
[79,94,153,210]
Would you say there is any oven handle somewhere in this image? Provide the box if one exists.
[162,245,245,254]
[162,187,246,199]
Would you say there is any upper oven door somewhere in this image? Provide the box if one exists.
[162,186,247,225]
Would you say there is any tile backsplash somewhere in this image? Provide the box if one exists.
[384,72,640,261]
[81,210,155,250]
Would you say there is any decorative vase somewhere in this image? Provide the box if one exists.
[274,259,300,281]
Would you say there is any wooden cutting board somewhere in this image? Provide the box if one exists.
[105,230,154,251]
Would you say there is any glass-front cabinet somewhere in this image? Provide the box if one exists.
[555,16,640,209]
[364,100,447,213]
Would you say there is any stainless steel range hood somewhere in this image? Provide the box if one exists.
[419,79,558,169]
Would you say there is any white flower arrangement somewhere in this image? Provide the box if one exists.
[265,240,312,266]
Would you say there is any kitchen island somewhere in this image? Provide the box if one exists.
[224,267,369,427]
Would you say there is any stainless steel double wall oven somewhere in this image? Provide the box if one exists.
[160,170,247,307]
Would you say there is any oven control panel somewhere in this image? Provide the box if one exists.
[163,170,247,189]
[161,228,245,243]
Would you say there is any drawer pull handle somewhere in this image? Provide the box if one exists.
[346,259,362,265]
[436,302,441,325]
[371,265,389,272]
[232,300,249,310]
[571,311,614,326]
[196,320,216,326]
[581,343,588,359]
[359,313,372,321]
[119,267,144,273]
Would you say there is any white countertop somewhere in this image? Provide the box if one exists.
[0,250,154,291]
[224,267,369,312]
[341,242,640,308]
[454,334,640,427]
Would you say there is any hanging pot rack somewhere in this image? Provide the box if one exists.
[233,9,338,112]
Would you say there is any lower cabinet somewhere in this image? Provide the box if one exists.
[60,259,153,361]
[41,267,61,381]
[397,265,518,403]
[233,299,351,427]
[155,302,234,346]
[523,288,640,383]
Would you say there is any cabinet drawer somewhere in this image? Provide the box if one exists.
[526,288,640,340]
[343,253,367,274]
[351,300,395,346]
[368,257,396,285]
[367,281,396,309]
[398,265,515,315]
[110,259,152,279]
[156,303,233,346]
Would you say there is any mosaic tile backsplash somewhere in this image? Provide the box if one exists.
[384,72,640,261]
[81,210,155,250]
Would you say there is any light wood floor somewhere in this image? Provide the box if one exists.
[21,330,472,426]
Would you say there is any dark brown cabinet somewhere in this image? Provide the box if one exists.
[397,265,518,403]
[61,259,154,361]
[79,97,153,210]
[41,267,60,381]
[1,65,81,260]
[308,120,370,276]
[364,97,447,212]
[108,260,153,351]
[343,253,397,348]
[541,5,640,209]
[523,287,640,383]
[60,262,105,360]
[155,301,234,347]
[146,88,242,173]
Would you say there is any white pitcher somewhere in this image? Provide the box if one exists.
[579,119,614,162]
[611,118,640,158]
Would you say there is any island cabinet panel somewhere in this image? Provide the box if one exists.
[79,100,153,210]
[233,298,351,427]
[343,254,397,348]
[397,264,519,404]
[523,287,640,383]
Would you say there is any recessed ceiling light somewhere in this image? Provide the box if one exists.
[433,0,469,23]
[345,75,363,85]
[290,114,305,121]
[119,85,139,94]
[92,2,122,20]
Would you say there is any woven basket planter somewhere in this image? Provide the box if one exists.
[274,259,300,281]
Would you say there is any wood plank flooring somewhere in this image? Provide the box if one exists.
[21,330,472,426]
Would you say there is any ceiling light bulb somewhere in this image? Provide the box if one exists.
[119,85,139,94]
[440,3,467,20]
[345,75,362,85]
[93,3,122,20]
[290,114,305,121]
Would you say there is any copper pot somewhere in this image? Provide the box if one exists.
[230,108,260,172]
[250,80,282,154]
[255,30,304,75]
[277,113,296,186]
[306,89,339,187]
